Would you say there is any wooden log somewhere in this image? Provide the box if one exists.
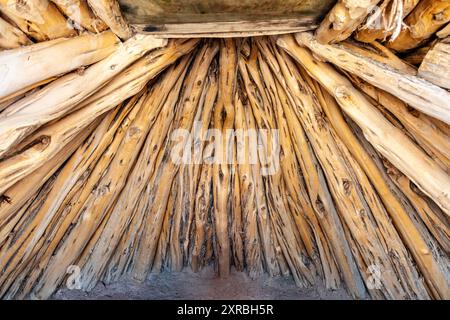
[77,60,190,290]
[0,106,116,297]
[31,90,153,299]
[0,117,99,244]
[51,0,107,32]
[239,47,314,287]
[346,118,450,298]
[402,41,436,66]
[0,16,31,49]
[191,128,215,272]
[0,31,119,102]
[0,39,197,198]
[340,40,417,75]
[0,0,76,41]
[315,0,382,44]
[212,39,238,277]
[349,76,450,170]
[241,87,281,277]
[0,34,167,160]
[383,163,450,253]
[87,0,132,40]
[388,0,450,52]
[437,23,450,38]
[0,44,197,297]
[294,32,450,125]
[303,70,435,299]
[181,67,218,270]
[355,0,420,43]
[257,40,367,298]
[274,43,422,299]
[9,98,136,299]
[131,43,218,282]
[256,42,335,282]
[233,94,264,278]
[133,18,318,38]
[418,38,450,89]
[279,33,450,217]
[278,35,450,287]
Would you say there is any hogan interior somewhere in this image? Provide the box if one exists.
[0,0,449,300]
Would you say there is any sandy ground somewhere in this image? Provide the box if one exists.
[53,267,351,300]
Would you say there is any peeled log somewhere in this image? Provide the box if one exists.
[294,32,450,124]
[0,39,195,197]
[437,23,450,38]
[0,34,167,159]
[0,16,31,49]
[355,0,420,43]
[51,0,108,32]
[315,0,381,44]
[278,34,450,220]
[388,0,450,52]
[0,0,76,41]
[0,31,119,102]
[418,38,450,89]
[87,0,132,40]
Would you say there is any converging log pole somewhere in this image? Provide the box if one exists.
[87,0,132,40]
[0,0,448,301]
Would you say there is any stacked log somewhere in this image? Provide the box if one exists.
[0,0,448,301]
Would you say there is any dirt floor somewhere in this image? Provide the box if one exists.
[53,267,351,300]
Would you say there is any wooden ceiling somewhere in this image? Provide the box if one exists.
[118,0,336,37]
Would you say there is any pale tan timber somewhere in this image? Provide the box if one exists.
[388,0,450,52]
[355,0,420,43]
[418,38,450,89]
[152,179,176,273]
[0,39,197,199]
[239,48,314,287]
[347,118,450,298]
[237,82,281,277]
[278,35,450,298]
[437,23,450,38]
[51,0,108,32]
[77,60,190,290]
[0,16,31,49]
[180,67,218,268]
[294,32,450,125]
[79,55,196,283]
[87,0,132,39]
[0,113,107,296]
[340,40,417,76]
[0,117,99,245]
[304,71,432,299]
[31,92,152,299]
[131,43,218,282]
[349,76,450,169]
[0,0,76,41]
[190,71,218,273]
[275,43,416,299]
[132,18,318,38]
[0,34,167,160]
[256,44,334,282]
[403,41,436,66]
[0,113,101,230]
[258,41,367,299]
[233,94,264,278]
[0,31,119,102]
[280,33,450,216]
[0,97,137,298]
[315,0,382,44]
[212,39,237,277]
